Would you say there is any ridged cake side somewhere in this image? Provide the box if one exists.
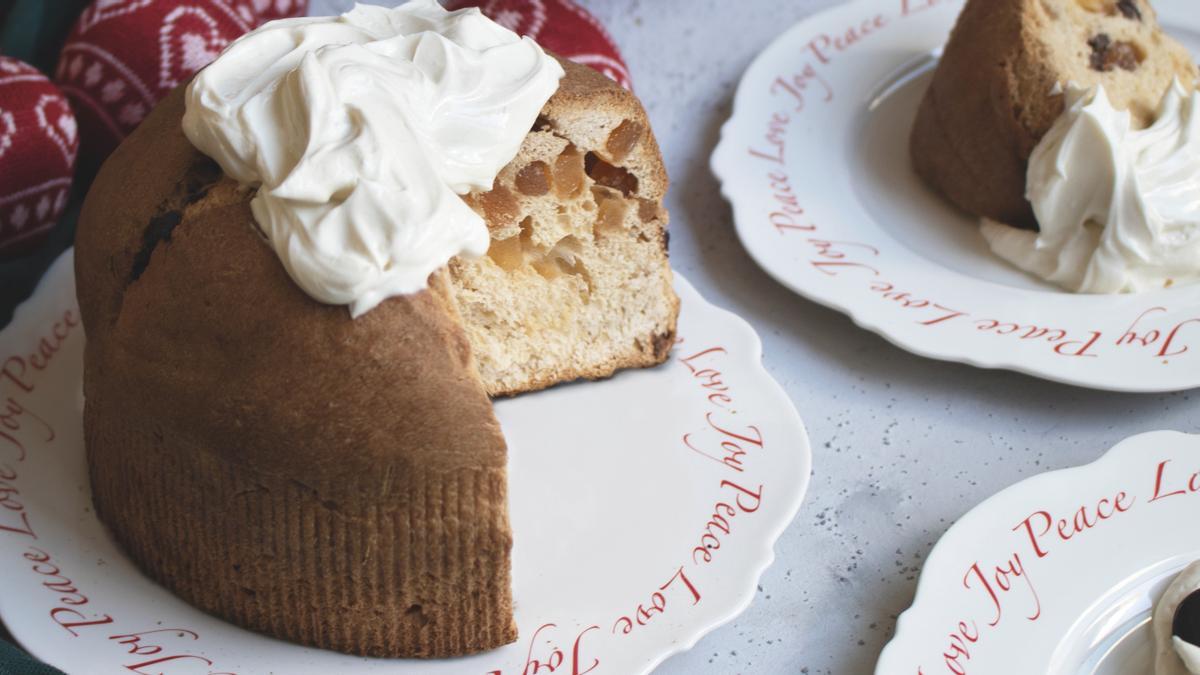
[86,408,515,656]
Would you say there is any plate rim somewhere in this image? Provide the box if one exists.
[642,273,815,675]
[710,0,1200,394]
[873,429,1200,674]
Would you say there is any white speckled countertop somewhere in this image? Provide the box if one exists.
[305,1,1199,673]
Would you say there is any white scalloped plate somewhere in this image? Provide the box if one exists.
[0,251,810,674]
[711,0,1200,392]
[877,430,1200,674]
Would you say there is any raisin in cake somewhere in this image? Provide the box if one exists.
[911,0,1198,229]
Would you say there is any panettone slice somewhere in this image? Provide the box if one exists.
[910,0,1198,229]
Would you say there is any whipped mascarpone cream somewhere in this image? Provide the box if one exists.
[183,0,564,316]
[981,80,1200,293]
[1155,561,1200,675]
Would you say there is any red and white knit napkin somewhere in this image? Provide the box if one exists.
[54,0,308,169]
[0,57,78,256]
[445,0,633,90]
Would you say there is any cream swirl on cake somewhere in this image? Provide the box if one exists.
[981,80,1200,293]
[1155,561,1200,675]
[182,0,564,317]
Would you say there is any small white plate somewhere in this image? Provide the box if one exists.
[0,252,811,674]
[876,430,1200,674]
[711,0,1200,393]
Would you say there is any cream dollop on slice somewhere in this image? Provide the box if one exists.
[183,0,564,317]
[1155,562,1200,675]
[981,80,1200,293]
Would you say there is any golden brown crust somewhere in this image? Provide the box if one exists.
[911,0,1199,229]
[545,58,670,203]
[75,86,205,345]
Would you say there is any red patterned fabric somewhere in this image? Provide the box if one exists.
[0,57,78,257]
[253,0,309,23]
[54,0,308,169]
[444,0,633,90]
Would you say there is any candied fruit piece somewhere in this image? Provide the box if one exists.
[593,187,629,236]
[604,120,644,163]
[554,146,586,199]
[516,161,551,197]
[638,198,660,223]
[532,258,563,280]
[478,185,520,227]
[487,234,524,271]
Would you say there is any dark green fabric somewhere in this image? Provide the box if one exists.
[0,0,91,73]
[0,630,65,675]
[0,205,78,328]
[0,3,85,670]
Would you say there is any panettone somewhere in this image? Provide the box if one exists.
[75,57,677,658]
[911,0,1198,229]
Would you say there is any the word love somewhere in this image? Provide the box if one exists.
[0,463,36,540]
[679,347,738,409]
[917,620,979,675]
[612,567,701,636]
[1149,458,1200,504]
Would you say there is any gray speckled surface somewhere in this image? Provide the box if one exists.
[314,1,1200,673]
